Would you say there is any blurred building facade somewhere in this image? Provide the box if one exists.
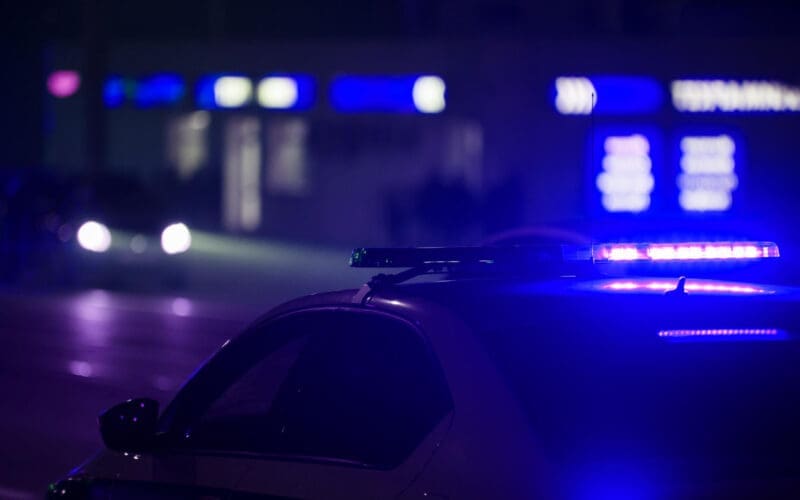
[42,36,800,246]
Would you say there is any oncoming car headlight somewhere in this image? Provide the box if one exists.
[161,223,191,255]
[77,221,112,253]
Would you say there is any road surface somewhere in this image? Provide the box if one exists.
[0,236,374,498]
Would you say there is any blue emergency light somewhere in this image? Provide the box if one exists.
[592,241,779,262]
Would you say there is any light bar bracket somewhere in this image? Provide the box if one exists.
[349,246,587,269]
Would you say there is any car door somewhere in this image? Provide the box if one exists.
[160,307,454,499]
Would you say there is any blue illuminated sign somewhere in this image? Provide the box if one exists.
[196,74,253,109]
[555,75,664,115]
[672,79,800,112]
[256,74,316,110]
[104,74,185,108]
[135,74,184,108]
[591,127,662,214]
[677,134,739,212]
[330,75,446,113]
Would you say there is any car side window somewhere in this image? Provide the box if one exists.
[203,335,309,421]
[186,311,452,468]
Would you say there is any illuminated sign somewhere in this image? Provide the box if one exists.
[555,77,595,114]
[555,76,664,115]
[330,75,446,113]
[197,75,253,109]
[256,75,315,110]
[672,79,800,112]
[595,133,655,213]
[104,74,185,108]
[134,74,184,108]
[677,134,738,212]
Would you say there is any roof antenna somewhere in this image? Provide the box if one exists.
[665,276,688,296]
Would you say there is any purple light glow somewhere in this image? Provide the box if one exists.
[602,280,768,294]
[47,70,81,98]
[67,360,93,378]
[171,298,192,316]
[594,241,779,262]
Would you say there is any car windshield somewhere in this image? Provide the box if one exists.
[475,297,800,493]
[78,175,170,232]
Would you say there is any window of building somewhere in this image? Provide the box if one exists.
[265,118,310,196]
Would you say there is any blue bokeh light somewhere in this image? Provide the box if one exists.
[554,75,664,115]
[330,75,445,113]
[673,128,745,214]
[256,74,316,110]
[103,75,126,108]
[589,126,662,215]
[592,76,664,114]
[196,74,252,109]
[104,74,185,108]
[134,74,185,108]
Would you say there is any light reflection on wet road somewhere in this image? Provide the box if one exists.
[0,289,261,498]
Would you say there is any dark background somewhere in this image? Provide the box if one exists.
[2,1,800,497]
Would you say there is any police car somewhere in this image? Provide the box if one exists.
[50,241,800,499]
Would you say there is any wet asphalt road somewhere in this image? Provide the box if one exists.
[0,289,261,498]
[0,236,377,497]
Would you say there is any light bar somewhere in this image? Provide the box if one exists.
[350,246,570,269]
[658,329,786,342]
[593,241,779,262]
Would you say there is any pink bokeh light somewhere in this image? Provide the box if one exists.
[47,70,81,98]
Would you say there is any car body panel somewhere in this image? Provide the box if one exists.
[63,274,800,499]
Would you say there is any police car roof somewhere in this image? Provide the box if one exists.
[267,273,800,331]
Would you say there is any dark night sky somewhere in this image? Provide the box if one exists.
[7,0,800,42]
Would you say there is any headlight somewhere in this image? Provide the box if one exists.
[76,221,112,253]
[160,223,191,255]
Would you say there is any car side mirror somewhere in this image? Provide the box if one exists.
[99,398,159,453]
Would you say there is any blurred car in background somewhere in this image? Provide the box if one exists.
[1,170,192,289]
[69,174,193,289]
[49,241,800,499]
